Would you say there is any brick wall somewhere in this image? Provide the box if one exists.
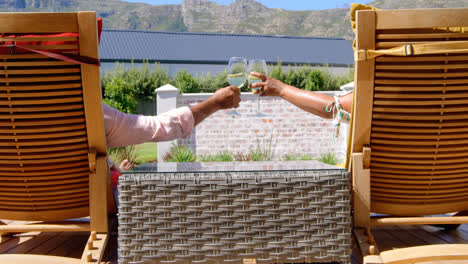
[156,86,349,163]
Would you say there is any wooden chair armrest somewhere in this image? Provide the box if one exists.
[367,244,468,264]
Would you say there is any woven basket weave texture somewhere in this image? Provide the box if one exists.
[118,170,351,264]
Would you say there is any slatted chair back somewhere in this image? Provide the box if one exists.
[351,8,468,217]
[0,12,108,231]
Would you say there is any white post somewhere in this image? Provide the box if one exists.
[155,84,179,162]
[340,81,354,92]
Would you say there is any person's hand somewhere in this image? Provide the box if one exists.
[191,86,241,125]
[210,85,241,110]
[119,159,134,171]
[249,72,287,97]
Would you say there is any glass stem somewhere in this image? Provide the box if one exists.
[256,94,261,113]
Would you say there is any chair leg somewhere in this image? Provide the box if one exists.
[354,227,382,264]
[80,231,109,264]
[354,228,379,257]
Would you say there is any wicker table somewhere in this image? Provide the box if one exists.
[118,161,351,264]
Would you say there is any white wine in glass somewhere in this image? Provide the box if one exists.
[226,57,247,115]
[248,59,268,117]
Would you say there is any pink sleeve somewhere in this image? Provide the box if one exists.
[103,104,194,148]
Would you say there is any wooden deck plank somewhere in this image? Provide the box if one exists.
[417,225,468,244]
[371,225,414,251]
[0,218,117,262]
[65,233,90,259]
[27,231,70,255]
[0,232,40,254]
[47,232,88,258]
[399,225,450,245]
[362,224,468,264]
[2,220,467,264]
[459,224,468,232]
[5,232,59,254]
[454,224,468,241]
[387,225,433,247]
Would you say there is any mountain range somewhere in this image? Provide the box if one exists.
[1,0,467,40]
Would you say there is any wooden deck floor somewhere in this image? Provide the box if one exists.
[1,219,467,264]
[351,223,468,264]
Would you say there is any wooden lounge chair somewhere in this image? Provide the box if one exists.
[350,7,468,264]
[0,12,110,263]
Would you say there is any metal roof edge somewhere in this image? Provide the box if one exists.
[101,29,347,41]
[99,59,354,67]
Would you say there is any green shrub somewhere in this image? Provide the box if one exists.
[102,62,170,113]
[249,148,266,161]
[108,145,138,167]
[199,151,234,162]
[317,152,340,165]
[268,61,353,91]
[269,60,286,82]
[134,63,171,100]
[198,71,230,93]
[164,144,197,162]
[213,71,230,91]
[283,65,325,91]
[102,61,354,111]
[302,69,325,91]
[103,78,138,114]
[320,66,355,91]
[173,69,200,93]
[285,153,315,161]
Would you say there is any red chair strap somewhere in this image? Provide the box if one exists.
[0,44,100,66]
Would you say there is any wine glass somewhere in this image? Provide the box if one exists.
[226,57,247,115]
[248,59,268,117]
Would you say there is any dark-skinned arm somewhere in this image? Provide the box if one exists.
[249,72,352,119]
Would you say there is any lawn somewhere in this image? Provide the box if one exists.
[134,142,158,164]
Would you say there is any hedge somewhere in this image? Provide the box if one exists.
[101,61,354,114]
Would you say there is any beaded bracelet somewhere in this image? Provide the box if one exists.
[325,95,351,138]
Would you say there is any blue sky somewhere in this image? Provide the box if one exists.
[124,0,371,11]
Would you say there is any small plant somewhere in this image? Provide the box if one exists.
[285,153,297,161]
[249,148,265,161]
[164,144,197,162]
[317,152,340,165]
[212,151,233,162]
[285,153,315,161]
[108,145,138,167]
[199,151,234,162]
[198,154,214,162]
[234,152,251,161]
[249,131,275,161]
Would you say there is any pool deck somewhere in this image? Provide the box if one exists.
[1,218,467,264]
